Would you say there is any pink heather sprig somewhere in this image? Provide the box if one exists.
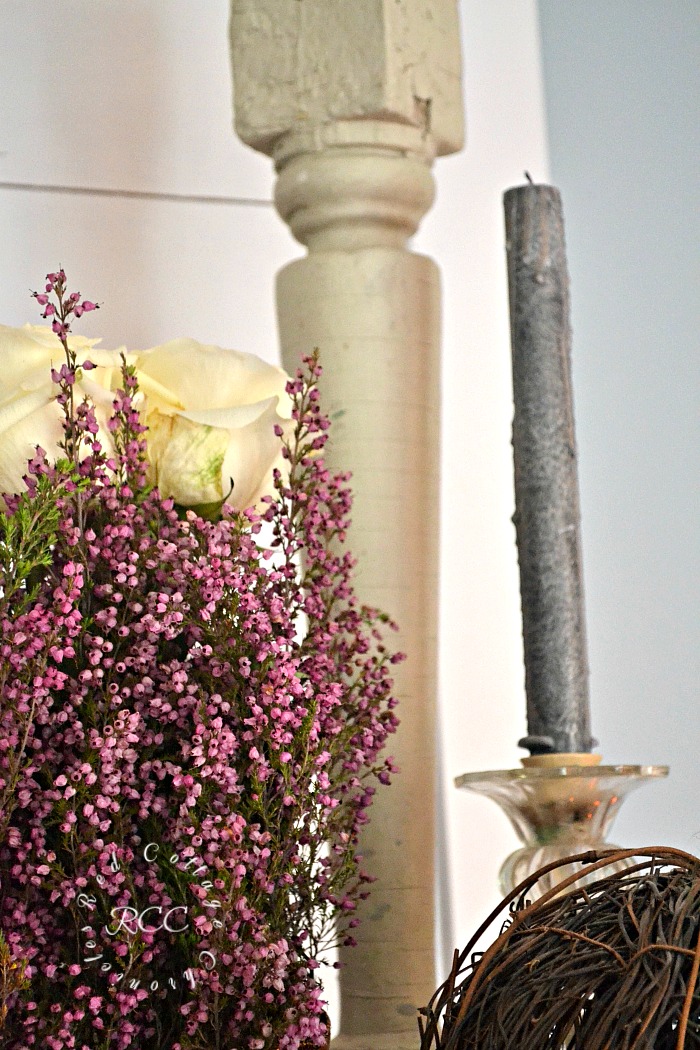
[0,285,400,1050]
[108,364,149,492]
[32,269,98,335]
[31,271,100,477]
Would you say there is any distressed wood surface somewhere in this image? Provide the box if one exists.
[231,3,464,1040]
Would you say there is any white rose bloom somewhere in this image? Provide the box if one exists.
[133,338,292,511]
[0,324,125,496]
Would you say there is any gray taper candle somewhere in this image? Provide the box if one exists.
[504,183,593,755]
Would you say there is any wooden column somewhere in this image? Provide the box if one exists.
[230,5,464,1047]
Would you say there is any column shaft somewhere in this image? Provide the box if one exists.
[278,248,440,1042]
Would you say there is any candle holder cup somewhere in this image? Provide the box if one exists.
[456,756,668,898]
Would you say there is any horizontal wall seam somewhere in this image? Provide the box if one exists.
[0,180,272,208]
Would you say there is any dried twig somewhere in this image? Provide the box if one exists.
[419,848,700,1049]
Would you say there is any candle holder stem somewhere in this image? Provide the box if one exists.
[456,758,668,897]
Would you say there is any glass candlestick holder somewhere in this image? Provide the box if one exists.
[455,755,668,898]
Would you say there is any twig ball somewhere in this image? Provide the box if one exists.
[419,848,700,1049]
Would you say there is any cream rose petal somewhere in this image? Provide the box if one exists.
[0,323,129,493]
[180,396,282,432]
[213,398,290,512]
[0,388,55,438]
[0,326,66,397]
[0,324,115,390]
[0,395,65,494]
[176,394,291,508]
[19,323,100,353]
[133,370,186,414]
[134,339,292,415]
[77,348,133,394]
[0,324,127,397]
[146,410,230,507]
[144,397,290,511]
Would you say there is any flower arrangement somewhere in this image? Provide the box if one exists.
[0,272,400,1049]
[0,318,291,514]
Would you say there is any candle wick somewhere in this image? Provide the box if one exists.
[524,171,534,185]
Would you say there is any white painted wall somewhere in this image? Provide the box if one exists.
[0,2,298,356]
[536,0,700,866]
[1,0,696,1025]
[412,0,550,973]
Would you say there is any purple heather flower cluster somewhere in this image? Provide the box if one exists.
[0,274,400,1049]
[33,268,98,339]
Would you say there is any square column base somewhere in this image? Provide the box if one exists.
[332,1033,420,1050]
